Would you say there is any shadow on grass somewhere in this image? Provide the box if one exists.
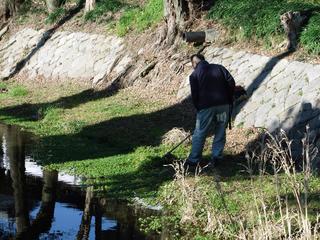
[0,97,196,198]
[0,79,121,121]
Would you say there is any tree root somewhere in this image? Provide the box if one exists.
[0,23,9,40]
[139,61,157,78]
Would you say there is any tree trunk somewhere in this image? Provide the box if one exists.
[280,11,308,51]
[0,0,24,21]
[26,170,58,238]
[163,0,187,45]
[7,0,19,16]
[162,0,203,46]
[0,1,7,23]
[85,0,95,13]
[94,204,102,240]
[45,0,61,13]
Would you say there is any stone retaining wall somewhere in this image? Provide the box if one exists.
[0,28,44,78]
[0,28,132,84]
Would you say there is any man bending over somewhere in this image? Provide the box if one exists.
[186,53,235,167]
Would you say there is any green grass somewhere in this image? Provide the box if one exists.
[141,170,320,239]
[84,0,125,21]
[85,0,163,36]
[0,82,7,89]
[0,81,257,202]
[301,13,320,55]
[208,0,320,53]
[45,7,67,24]
[8,85,29,97]
[0,81,249,202]
[115,0,163,36]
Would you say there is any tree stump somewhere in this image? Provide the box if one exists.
[0,0,25,21]
[280,11,308,51]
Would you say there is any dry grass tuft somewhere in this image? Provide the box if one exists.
[238,128,320,239]
[161,128,191,146]
[224,127,263,155]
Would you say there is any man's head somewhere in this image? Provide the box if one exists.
[190,53,205,69]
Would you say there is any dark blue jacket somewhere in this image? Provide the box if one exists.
[189,61,235,111]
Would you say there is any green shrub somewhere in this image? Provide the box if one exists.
[0,82,7,89]
[9,86,28,97]
[135,0,163,31]
[115,7,140,36]
[301,13,320,55]
[84,0,162,35]
[208,0,319,51]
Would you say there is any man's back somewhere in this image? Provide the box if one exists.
[189,61,235,111]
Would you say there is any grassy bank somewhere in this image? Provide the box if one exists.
[84,0,163,36]
[15,0,163,37]
[11,0,320,60]
[209,0,320,54]
[113,0,163,36]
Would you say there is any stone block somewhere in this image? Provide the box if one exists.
[305,65,320,82]
[243,111,256,127]
[284,93,302,110]
[266,116,280,132]
[279,117,296,131]
[254,101,273,127]
[243,100,260,114]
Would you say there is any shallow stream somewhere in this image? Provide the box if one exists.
[0,123,156,240]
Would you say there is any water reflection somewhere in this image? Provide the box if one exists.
[5,124,30,238]
[0,124,150,240]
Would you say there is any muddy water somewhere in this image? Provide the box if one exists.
[0,123,157,240]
